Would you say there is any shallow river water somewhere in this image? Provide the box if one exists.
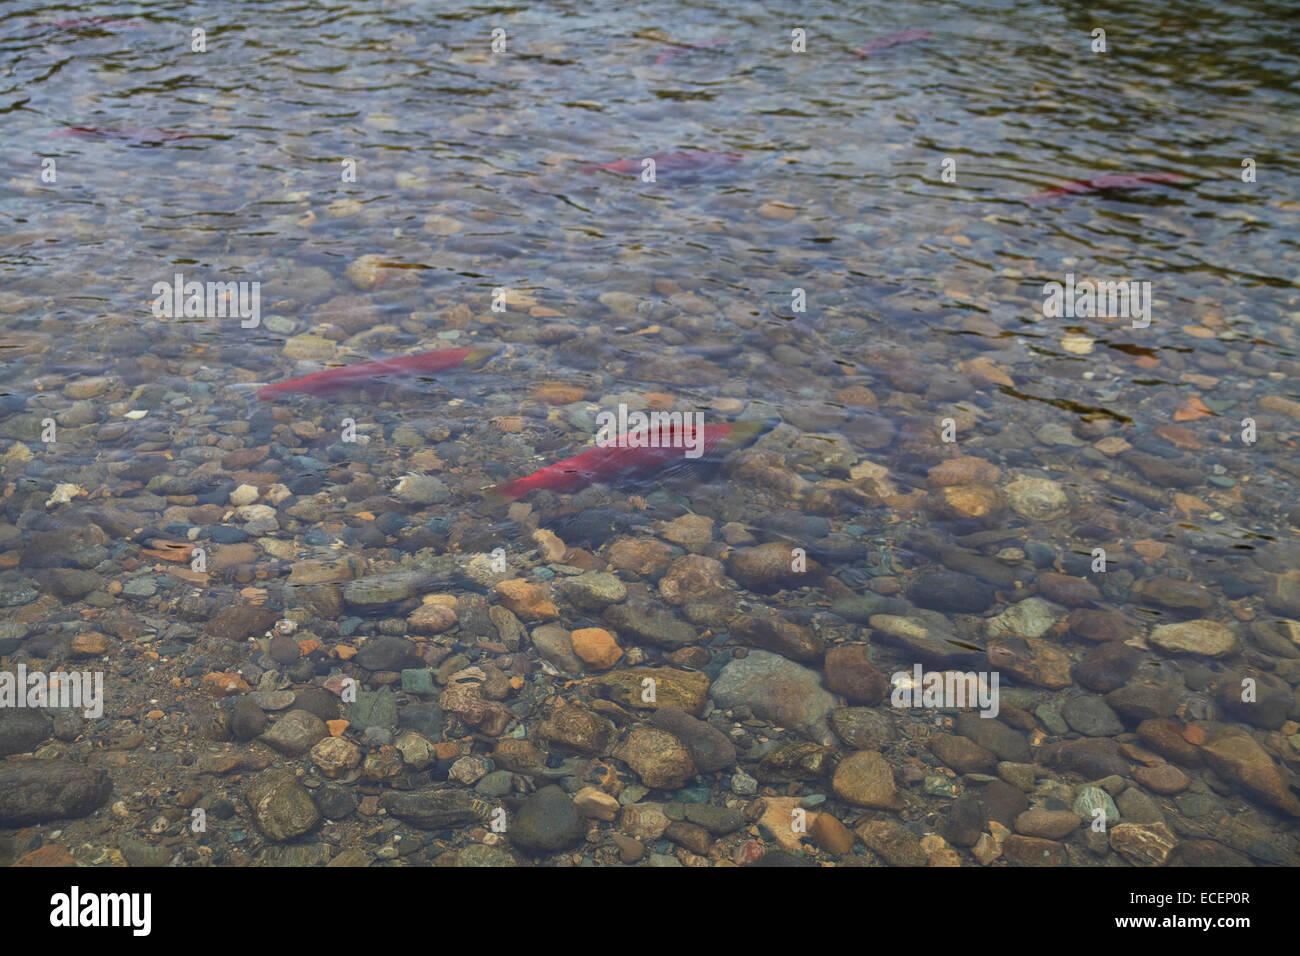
[1,0,1299,869]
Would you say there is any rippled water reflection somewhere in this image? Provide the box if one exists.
[2,0,1300,869]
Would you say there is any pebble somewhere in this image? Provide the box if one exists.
[648,707,736,774]
[1109,822,1179,866]
[830,750,900,808]
[711,650,836,745]
[1060,695,1125,736]
[613,727,697,788]
[1004,477,1070,521]
[1148,620,1238,658]
[1073,785,1120,826]
[0,760,111,826]
[260,709,328,756]
[570,627,623,670]
[1014,809,1082,839]
[245,772,321,842]
[822,644,889,703]
[829,707,895,750]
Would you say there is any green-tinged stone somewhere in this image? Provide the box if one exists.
[401,668,436,696]
[1035,700,1069,736]
[924,775,957,797]
[349,689,398,732]
[1073,785,1119,826]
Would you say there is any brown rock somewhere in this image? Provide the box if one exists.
[809,812,856,855]
[570,627,622,670]
[535,702,616,756]
[1136,719,1203,767]
[928,456,1002,487]
[69,632,110,657]
[1199,728,1300,816]
[595,667,710,716]
[439,683,514,736]
[1002,835,1067,866]
[1109,822,1179,866]
[613,726,697,788]
[605,537,676,580]
[1014,809,1082,839]
[664,820,711,855]
[928,734,997,774]
[200,671,251,698]
[831,750,901,809]
[1068,608,1135,643]
[856,819,928,866]
[619,803,671,841]
[1036,572,1102,607]
[408,603,458,634]
[659,554,732,605]
[494,579,557,622]
[1133,763,1190,794]
[732,613,826,664]
[823,644,889,703]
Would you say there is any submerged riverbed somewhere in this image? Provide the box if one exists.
[1,0,1299,868]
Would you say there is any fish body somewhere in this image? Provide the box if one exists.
[31,16,144,29]
[582,150,742,176]
[855,29,933,57]
[256,346,497,401]
[654,38,727,65]
[1029,171,1188,203]
[485,418,775,505]
[55,126,193,142]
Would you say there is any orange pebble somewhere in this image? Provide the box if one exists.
[335,645,357,660]
[146,710,164,720]
[326,719,349,737]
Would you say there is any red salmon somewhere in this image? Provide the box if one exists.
[484,418,774,505]
[55,126,194,142]
[582,150,742,176]
[31,17,144,29]
[855,29,933,57]
[257,346,498,401]
[1029,172,1189,203]
[654,38,728,65]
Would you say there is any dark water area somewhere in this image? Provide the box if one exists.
[0,0,1299,878]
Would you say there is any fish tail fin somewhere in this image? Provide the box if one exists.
[481,482,520,510]
[725,416,780,448]
[461,346,500,369]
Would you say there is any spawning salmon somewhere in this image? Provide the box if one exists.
[257,346,498,401]
[484,418,775,505]
[855,29,933,57]
[582,150,742,176]
[1028,172,1189,203]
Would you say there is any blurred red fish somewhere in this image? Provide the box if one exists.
[257,346,498,401]
[484,418,774,505]
[582,150,742,176]
[654,38,728,65]
[55,126,193,142]
[855,29,933,57]
[1028,172,1189,203]
[31,17,144,29]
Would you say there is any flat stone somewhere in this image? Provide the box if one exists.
[1109,822,1179,866]
[831,750,900,809]
[711,650,836,745]
[245,772,320,842]
[1015,809,1082,839]
[0,760,112,826]
[1149,620,1237,658]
